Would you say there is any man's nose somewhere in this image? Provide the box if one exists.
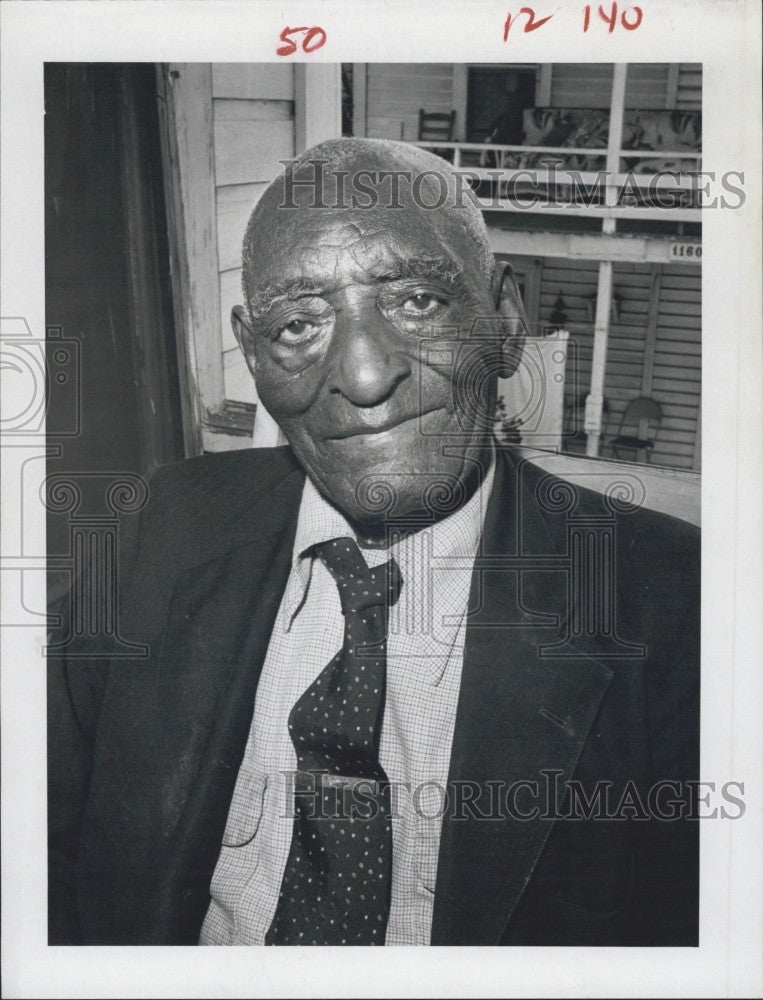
[327,308,410,407]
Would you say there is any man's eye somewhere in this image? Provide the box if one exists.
[273,318,317,343]
[401,293,443,315]
[283,319,310,336]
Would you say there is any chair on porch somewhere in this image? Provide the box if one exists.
[418,108,456,142]
[418,109,456,160]
[609,396,663,463]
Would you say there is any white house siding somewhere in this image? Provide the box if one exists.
[531,258,701,471]
[649,264,701,469]
[550,63,663,109]
[211,64,296,406]
[676,64,702,109]
[364,63,454,142]
[548,63,700,110]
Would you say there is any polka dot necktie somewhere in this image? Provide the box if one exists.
[265,536,403,946]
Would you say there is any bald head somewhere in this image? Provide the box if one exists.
[241,138,495,319]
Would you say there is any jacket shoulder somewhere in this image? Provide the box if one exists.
[509,450,699,629]
[126,446,304,575]
[148,445,302,507]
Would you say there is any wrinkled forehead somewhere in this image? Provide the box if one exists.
[262,213,457,279]
[244,196,485,308]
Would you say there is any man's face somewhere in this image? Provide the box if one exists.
[235,172,523,534]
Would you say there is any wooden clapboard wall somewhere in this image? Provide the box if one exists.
[675,64,702,109]
[212,64,296,408]
[534,258,701,471]
[650,264,701,469]
[364,63,455,142]
[549,63,670,108]
[547,62,701,109]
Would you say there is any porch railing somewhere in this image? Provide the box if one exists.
[411,140,702,223]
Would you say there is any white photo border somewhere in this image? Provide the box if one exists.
[1,1,761,997]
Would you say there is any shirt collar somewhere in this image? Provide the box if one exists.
[281,449,497,664]
[281,475,359,624]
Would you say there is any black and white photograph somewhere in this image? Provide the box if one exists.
[1,2,761,997]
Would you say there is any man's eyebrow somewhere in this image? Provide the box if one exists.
[371,253,463,286]
[248,278,327,320]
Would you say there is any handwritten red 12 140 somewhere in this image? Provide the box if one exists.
[277,25,327,56]
[504,3,643,40]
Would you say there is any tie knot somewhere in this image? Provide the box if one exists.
[313,537,402,614]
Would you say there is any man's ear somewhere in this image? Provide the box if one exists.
[231,305,258,378]
[490,261,530,378]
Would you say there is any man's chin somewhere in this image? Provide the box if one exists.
[316,458,479,536]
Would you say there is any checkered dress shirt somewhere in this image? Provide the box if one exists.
[200,458,495,946]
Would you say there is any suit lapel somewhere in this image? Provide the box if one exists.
[152,529,297,939]
[90,460,305,942]
[431,451,613,945]
[155,465,310,941]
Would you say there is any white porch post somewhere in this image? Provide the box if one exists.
[603,63,627,237]
[585,63,627,457]
[586,260,613,456]
[294,63,343,153]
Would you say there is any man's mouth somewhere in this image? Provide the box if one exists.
[325,408,444,440]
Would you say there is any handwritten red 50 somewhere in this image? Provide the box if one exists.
[277,26,327,57]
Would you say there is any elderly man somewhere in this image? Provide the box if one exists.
[48,138,699,947]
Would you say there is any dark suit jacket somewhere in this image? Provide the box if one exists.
[48,445,700,946]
